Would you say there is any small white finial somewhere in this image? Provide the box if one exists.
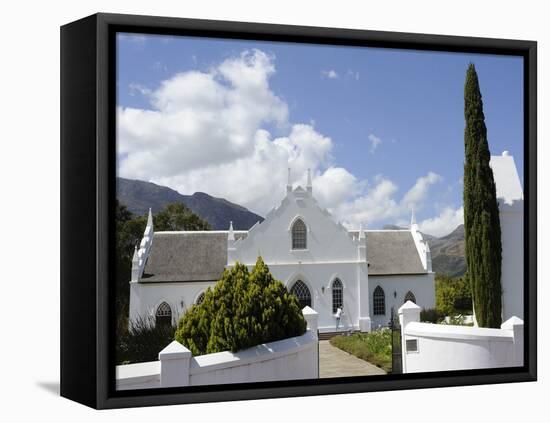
[228,221,235,241]
[132,245,139,263]
[358,222,366,240]
[306,168,312,193]
[502,150,509,156]
[410,207,417,227]
[286,167,292,193]
[147,207,153,228]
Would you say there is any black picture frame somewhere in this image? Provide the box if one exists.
[60,12,537,409]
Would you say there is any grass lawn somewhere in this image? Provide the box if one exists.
[330,329,392,373]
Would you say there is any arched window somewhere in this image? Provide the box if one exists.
[196,292,205,305]
[373,286,385,316]
[290,280,311,309]
[155,302,172,327]
[332,279,343,313]
[291,218,307,250]
[404,291,416,304]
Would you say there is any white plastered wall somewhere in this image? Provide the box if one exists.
[129,280,215,327]
[369,274,436,329]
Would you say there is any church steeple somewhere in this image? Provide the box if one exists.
[306,168,313,194]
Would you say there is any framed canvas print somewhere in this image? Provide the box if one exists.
[60,13,537,409]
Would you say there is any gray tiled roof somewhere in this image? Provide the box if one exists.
[140,229,425,283]
[365,230,426,275]
[140,232,240,283]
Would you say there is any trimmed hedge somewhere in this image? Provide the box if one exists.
[175,257,307,356]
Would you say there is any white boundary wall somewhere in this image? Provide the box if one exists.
[116,307,319,390]
[399,302,523,373]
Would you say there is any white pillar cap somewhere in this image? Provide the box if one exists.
[159,341,191,361]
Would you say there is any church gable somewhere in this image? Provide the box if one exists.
[229,184,360,265]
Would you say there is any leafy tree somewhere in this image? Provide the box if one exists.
[116,202,147,262]
[114,201,211,362]
[175,257,307,356]
[154,203,210,231]
[114,201,146,329]
[463,63,502,327]
[435,273,472,316]
[115,201,210,273]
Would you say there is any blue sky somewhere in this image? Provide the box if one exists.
[116,33,523,236]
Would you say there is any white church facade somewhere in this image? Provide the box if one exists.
[128,170,436,333]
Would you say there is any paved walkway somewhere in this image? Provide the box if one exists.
[319,340,387,378]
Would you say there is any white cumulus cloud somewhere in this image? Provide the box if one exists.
[118,50,288,183]
[326,171,442,228]
[118,48,448,228]
[419,206,464,237]
[401,172,442,209]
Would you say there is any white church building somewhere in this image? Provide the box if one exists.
[128,169,436,334]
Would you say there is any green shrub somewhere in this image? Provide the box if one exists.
[175,257,307,356]
[420,308,444,323]
[114,201,211,364]
[330,329,392,373]
[435,273,473,316]
[116,316,176,364]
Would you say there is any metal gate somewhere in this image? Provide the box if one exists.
[390,309,402,374]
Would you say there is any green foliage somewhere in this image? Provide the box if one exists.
[116,200,147,262]
[463,63,503,328]
[116,316,176,364]
[435,273,473,316]
[154,203,211,231]
[175,257,307,356]
[114,200,211,360]
[114,201,147,338]
[330,329,392,373]
[420,308,444,323]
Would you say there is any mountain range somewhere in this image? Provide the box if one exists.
[118,177,465,277]
[423,225,466,277]
[117,177,264,230]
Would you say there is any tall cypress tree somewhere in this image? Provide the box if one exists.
[463,63,502,328]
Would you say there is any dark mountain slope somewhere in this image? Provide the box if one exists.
[117,177,263,230]
[382,223,466,277]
